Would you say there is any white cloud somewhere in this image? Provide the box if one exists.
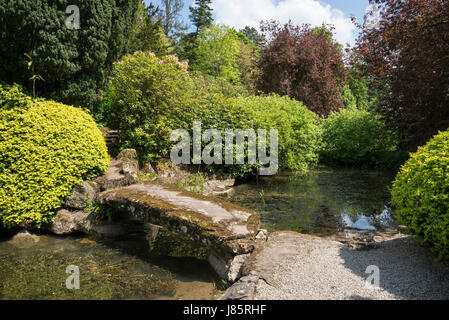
[211,0,356,46]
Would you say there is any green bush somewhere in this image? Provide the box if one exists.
[391,130,449,259]
[108,51,193,163]
[108,51,321,176]
[0,84,110,228]
[321,108,399,166]
[230,94,322,171]
[190,71,250,98]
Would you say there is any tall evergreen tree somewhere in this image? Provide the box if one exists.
[0,0,139,109]
[189,0,213,35]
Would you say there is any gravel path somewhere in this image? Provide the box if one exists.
[234,232,449,300]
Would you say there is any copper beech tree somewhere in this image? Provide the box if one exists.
[355,0,449,149]
[258,20,347,117]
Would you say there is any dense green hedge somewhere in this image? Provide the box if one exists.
[230,95,322,171]
[0,84,110,228]
[107,51,321,176]
[321,108,399,166]
[391,130,449,259]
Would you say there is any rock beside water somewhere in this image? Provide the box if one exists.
[64,181,99,210]
[50,209,91,235]
[9,230,41,247]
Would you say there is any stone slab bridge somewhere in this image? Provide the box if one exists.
[97,182,262,282]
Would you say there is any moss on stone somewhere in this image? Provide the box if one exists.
[149,227,210,260]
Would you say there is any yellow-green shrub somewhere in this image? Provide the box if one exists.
[391,130,449,259]
[321,108,399,166]
[0,84,110,228]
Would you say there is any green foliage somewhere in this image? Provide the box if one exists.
[108,51,192,163]
[189,0,214,35]
[0,0,139,109]
[231,94,322,171]
[0,84,110,228]
[258,190,266,206]
[239,26,265,48]
[236,39,261,93]
[342,85,357,109]
[107,51,321,177]
[129,2,174,56]
[347,76,371,110]
[175,32,200,65]
[190,72,250,98]
[192,25,242,83]
[346,58,383,112]
[88,201,117,223]
[187,24,261,91]
[321,108,399,166]
[391,130,449,259]
[92,86,117,126]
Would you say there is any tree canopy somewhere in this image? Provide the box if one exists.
[192,25,242,83]
[189,0,214,35]
[0,0,139,109]
[355,0,449,149]
[259,21,347,116]
[129,1,174,56]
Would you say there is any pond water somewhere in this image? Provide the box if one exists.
[219,168,398,236]
[0,233,220,300]
[0,168,397,300]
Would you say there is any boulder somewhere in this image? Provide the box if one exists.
[220,274,260,300]
[222,231,322,298]
[208,250,250,282]
[50,209,92,235]
[117,149,140,184]
[142,163,156,175]
[154,158,180,180]
[9,230,40,247]
[65,181,99,210]
[94,149,140,191]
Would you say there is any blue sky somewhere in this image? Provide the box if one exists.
[146,0,371,46]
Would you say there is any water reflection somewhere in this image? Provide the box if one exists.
[219,168,397,235]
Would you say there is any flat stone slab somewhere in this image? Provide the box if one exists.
[97,183,260,254]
